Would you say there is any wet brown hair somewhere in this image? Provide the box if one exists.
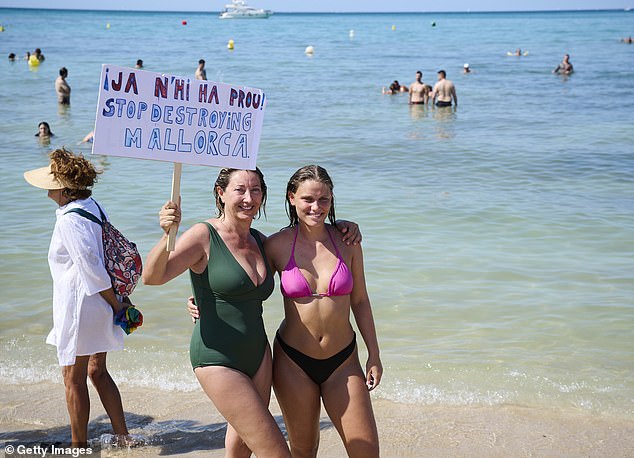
[213,168,267,219]
[285,165,336,227]
[49,148,100,201]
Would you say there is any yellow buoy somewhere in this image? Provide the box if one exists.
[305,45,314,55]
[392,24,396,31]
[227,39,234,50]
[106,23,110,29]
[28,55,40,66]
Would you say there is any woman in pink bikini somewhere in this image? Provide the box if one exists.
[265,165,382,457]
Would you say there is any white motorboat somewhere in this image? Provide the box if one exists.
[219,0,273,19]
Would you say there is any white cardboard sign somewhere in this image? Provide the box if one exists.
[92,64,266,170]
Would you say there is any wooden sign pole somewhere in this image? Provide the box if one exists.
[167,162,182,252]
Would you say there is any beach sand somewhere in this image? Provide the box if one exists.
[1,382,632,457]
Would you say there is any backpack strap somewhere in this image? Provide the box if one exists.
[64,207,103,226]
[91,198,108,223]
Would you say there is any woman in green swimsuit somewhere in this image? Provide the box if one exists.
[143,168,290,457]
[144,167,359,456]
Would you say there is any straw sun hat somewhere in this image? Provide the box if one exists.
[24,164,66,190]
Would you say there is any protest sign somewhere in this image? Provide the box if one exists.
[93,64,266,170]
[92,64,267,249]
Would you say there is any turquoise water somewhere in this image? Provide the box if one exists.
[1,8,633,418]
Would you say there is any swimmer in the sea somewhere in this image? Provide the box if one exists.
[382,80,407,94]
[553,53,573,75]
[35,121,54,144]
[81,131,94,144]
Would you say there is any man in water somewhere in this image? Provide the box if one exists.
[430,70,457,107]
[55,67,71,105]
[553,54,573,75]
[409,70,429,104]
[195,59,207,80]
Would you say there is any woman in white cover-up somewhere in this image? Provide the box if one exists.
[24,148,132,447]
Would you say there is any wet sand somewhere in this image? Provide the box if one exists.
[1,382,632,457]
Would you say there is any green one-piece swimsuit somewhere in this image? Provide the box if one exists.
[189,222,274,377]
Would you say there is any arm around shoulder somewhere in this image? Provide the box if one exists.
[263,228,290,273]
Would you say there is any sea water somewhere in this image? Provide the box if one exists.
[0,8,633,418]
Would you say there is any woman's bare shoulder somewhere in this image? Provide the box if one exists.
[186,220,214,235]
[179,220,214,246]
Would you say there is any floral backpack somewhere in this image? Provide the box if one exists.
[65,200,142,298]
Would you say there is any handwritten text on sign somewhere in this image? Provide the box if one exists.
[93,64,266,169]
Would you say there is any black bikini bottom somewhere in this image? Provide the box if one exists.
[275,331,356,385]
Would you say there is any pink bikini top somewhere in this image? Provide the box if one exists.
[280,227,354,298]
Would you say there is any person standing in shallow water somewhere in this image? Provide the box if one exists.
[409,70,429,104]
[195,59,207,80]
[55,67,71,105]
[431,70,458,107]
[23,148,132,448]
[553,53,574,75]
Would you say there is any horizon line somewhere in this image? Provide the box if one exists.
[0,6,628,14]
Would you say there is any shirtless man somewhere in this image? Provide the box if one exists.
[430,70,457,107]
[195,59,207,80]
[55,67,71,105]
[553,54,573,75]
[409,70,429,105]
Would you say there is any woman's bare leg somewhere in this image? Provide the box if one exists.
[321,349,379,458]
[87,352,129,437]
[273,340,321,458]
[62,356,91,447]
[195,345,289,457]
